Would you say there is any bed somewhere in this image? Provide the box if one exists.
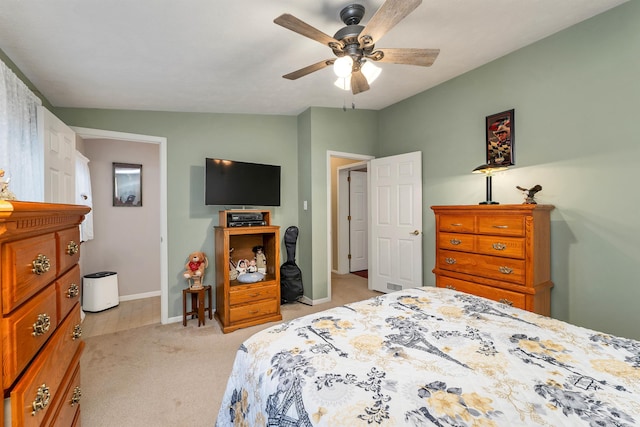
[216,287,640,426]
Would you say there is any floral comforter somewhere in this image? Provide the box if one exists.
[216,287,640,426]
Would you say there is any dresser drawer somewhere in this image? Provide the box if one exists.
[2,284,58,389]
[56,265,81,322]
[438,215,475,233]
[2,233,58,314]
[477,215,524,236]
[43,355,82,427]
[56,227,81,276]
[475,235,525,259]
[438,250,525,284]
[437,276,526,310]
[8,306,82,427]
[229,299,279,323]
[229,283,279,306]
[438,232,475,252]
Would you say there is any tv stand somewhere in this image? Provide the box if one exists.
[214,210,281,333]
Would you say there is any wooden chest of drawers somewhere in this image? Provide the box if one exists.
[1,201,90,426]
[431,204,554,315]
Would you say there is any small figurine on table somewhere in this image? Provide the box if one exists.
[253,245,267,274]
[516,185,542,204]
[236,259,248,275]
[0,169,16,201]
[183,251,208,290]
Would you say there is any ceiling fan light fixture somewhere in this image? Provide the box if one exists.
[361,61,381,84]
[333,56,353,78]
[334,76,351,91]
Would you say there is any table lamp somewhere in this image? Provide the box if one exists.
[472,162,509,204]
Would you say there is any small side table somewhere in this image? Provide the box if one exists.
[182,285,212,326]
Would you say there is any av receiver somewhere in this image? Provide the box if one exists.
[227,212,266,227]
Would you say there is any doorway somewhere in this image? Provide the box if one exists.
[72,127,169,324]
[327,151,374,300]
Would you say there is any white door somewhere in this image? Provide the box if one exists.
[349,170,368,272]
[38,106,76,204]
[369,151,422,293]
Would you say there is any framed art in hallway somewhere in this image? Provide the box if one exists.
[486,109,514,166]
[113,162,142,206]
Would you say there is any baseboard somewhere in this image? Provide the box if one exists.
[119,290,161,302]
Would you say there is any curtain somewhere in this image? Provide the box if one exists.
[0,59,43,202]
[75,150,94,241]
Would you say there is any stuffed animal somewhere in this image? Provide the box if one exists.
[183,251,208,289]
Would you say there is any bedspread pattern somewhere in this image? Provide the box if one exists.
[216,287,640,426]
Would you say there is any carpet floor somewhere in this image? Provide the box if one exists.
[80,274,379,426]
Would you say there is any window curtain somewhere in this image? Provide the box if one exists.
[75,150,94,241]
[0,58,43,202]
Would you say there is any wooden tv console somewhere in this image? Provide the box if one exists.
[214,210,281,333]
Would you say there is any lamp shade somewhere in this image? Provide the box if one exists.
[333,56,353,78]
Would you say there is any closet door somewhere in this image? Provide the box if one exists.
[38,106,76,203]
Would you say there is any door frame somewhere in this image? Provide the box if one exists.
[72,127,169,325]
[327,150,374,300]
[336,162,369,275]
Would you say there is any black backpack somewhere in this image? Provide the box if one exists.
[280,226,303,303]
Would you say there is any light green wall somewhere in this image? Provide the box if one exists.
[54,109,298,319]
[378,1,640,339]
[307,107,379,299]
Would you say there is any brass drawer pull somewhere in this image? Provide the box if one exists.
[450,223,463,227]
[31,384,51,416]
[499,266,513,274]
[72,324,82,340]
[445,257,456,265]
[445,285,456,290]
[32,313,51,336]
[492,225,509,229]
[248,293,260,298]
[66,283,80,298]
[492,243,506,251]
[449,238,461,245]
[67,240,79,255]
[32,254,51,275]
[70,386,82,406]
[499,298,514,306]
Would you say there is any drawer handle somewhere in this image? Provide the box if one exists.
[499,266,513,274]
[67,240,79,255]
[66,283,80,298]
[444,257,456,265]
[70,386,82,406]
[72,324,83,340]
[249,293,260,298]
[31,383,51,416]
[492,243,507,251]
[450,223,463,227]
[248,310,259,315]
[32,254,51,275]
[445,285,456,290]
[499,298,514,306]
[449,238,461,245]
[492,225,509,229]
[32,313,51,336]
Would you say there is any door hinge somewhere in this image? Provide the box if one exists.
[347,215,351,221]
[348,254,352,259]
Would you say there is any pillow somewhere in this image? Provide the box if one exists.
[236,272,265,283]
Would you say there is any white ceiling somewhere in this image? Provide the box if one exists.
[0,0,627,116]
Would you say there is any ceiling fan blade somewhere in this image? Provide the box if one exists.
[351,69,370,95]
[283,59,335,80]
[274,14,344,51]
[358,0,422,48]
[368,48,440,66]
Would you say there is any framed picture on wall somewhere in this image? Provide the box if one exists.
[486,109,514,166]
[113,162,142,206]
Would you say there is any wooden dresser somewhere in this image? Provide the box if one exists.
[215,210,281,333]
[1,201,90,426]
[431,204,554,316]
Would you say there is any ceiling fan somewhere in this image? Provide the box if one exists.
[274,0,439,95]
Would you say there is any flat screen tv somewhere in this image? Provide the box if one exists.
[205,158,281,207]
